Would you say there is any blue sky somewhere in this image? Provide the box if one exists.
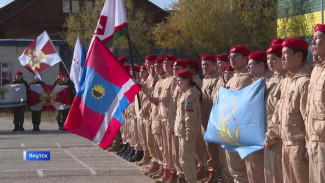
[0,0,176,9]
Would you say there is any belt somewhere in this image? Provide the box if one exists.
[282,140,305,146]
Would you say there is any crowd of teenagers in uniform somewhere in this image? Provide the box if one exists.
[11,72,75,132]
[108,24,325,183]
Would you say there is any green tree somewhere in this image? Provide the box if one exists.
[63,0,154,55]
[151,0,277,55]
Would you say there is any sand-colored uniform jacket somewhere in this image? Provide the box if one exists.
[175,87,201,138]
[306,62,325,142]
[151,75,166,134]
[278,65,311,145]
[213,76,225,102]
[264,72,285,146]
[158,75,176,122]
[225,67,252,91]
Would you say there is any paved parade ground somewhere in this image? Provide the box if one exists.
[0,118,152,183]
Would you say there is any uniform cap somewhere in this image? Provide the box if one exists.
[223,64,234,72]
[156,57,164,64]
[282,37,309,50]
[229,45,250,56]
[15,71,22,76]
[163,55,177,62]
[216,53,230,62]
[176,69,193,78]
[314,24,325,33]
[140,64,147,71]
[267,44,283,55]
[270,38,284,45]
[58,72,63,76]
[172,59,188,68]
[184,59,200,68]
[146,54,157,61]
[249,51,267,62]
[118,56,127,63]
[129,66,140,72]
[200,54,215,62]
[62,73,69,77]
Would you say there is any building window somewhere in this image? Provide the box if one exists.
[72,0,80,13]
[86,0,94,12]
[63,0,70,13]
[1,63,12,85]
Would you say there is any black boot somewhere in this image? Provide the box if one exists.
[123,147,135,160]
[19,123,24,131]
[128,150,144,162]
[32,124,37,131]
[36,124,40,131]
[12,124,19,132]
[116,143,129,155]
[119,145,131,157]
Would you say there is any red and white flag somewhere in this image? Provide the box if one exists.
[19,31,62,79]
[28,84,71,111]
[91,0,128,49]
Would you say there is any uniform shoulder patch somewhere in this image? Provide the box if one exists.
[186,101,193,107]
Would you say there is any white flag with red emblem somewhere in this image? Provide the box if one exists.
[18,31,62,79]
[91,0,128,49]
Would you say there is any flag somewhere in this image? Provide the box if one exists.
[0,84,27,109]
[18,31,61,79]
[92,0,128,49]
[70,37,87,92]
[204,78,266,159]
[28,84,71,111]
[64,37,141,149]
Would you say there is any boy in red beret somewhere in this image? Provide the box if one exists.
[307,23,325,183]
[11,71,28,131]
[278,37,311,183]
[200,54,221,182]
[247,51,268,80]
[225,45,252,183]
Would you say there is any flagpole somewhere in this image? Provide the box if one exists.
[129,39,145,62]
[61,60,70,74]
[126,32,141,109]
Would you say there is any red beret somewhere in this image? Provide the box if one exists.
[249,51,267,62]
[200,54,216,62]
[62,73,69,77]
[118,56,127,63]
[223,64,234,72]
[140,65,147,71]
[146,54,157,61]
[314,24,325,33]
[129,66,140,72]
[57,72,63,76]
[176,69,193,78]
[282,37,309,50]
[267,44,283,55]
[184,59,200,68]
[156,57,164,64]
[15,71,22,76]
[229,45,250,56]
[270,38,284,46]
[163,55,177,62]
[216,53,230,62]
[172,59,188,68]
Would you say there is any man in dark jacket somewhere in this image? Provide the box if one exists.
[29,76,45,131]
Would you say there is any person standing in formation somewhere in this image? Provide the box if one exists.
[29,76,45,131]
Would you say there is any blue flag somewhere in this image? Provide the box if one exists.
[204,78,266,159]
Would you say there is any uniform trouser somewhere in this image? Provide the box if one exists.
[31,110,42,125]
[13,107,25,127]
[244,150,265,183]
[219,147,234,183]
[146,120,160,163]
[131,118,142,151]
[161,120,171,169]
[153,120,164,164]
[264,140,283,183]
[172,135,183,175]
[137,118,148,151]
[201,104,221,173]
[282,143,309,183]
[195,130,209,171]
[57,109,69,127]
[179,135,197,183]
[308,140,325,183]
[225,150,248,183]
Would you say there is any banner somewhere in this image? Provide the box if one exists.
[70,37,86,92]
[204,78,266,159]
[0,84,26,109]
[18,31,62,79]
[64,37,141,149]
[28,84,71,111]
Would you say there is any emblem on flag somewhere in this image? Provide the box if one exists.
[91,85,105,99]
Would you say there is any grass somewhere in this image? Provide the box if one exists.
[0,110,58,123]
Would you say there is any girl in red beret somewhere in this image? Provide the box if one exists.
[175,69,202,183]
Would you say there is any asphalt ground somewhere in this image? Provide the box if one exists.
[0,118,153,183]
